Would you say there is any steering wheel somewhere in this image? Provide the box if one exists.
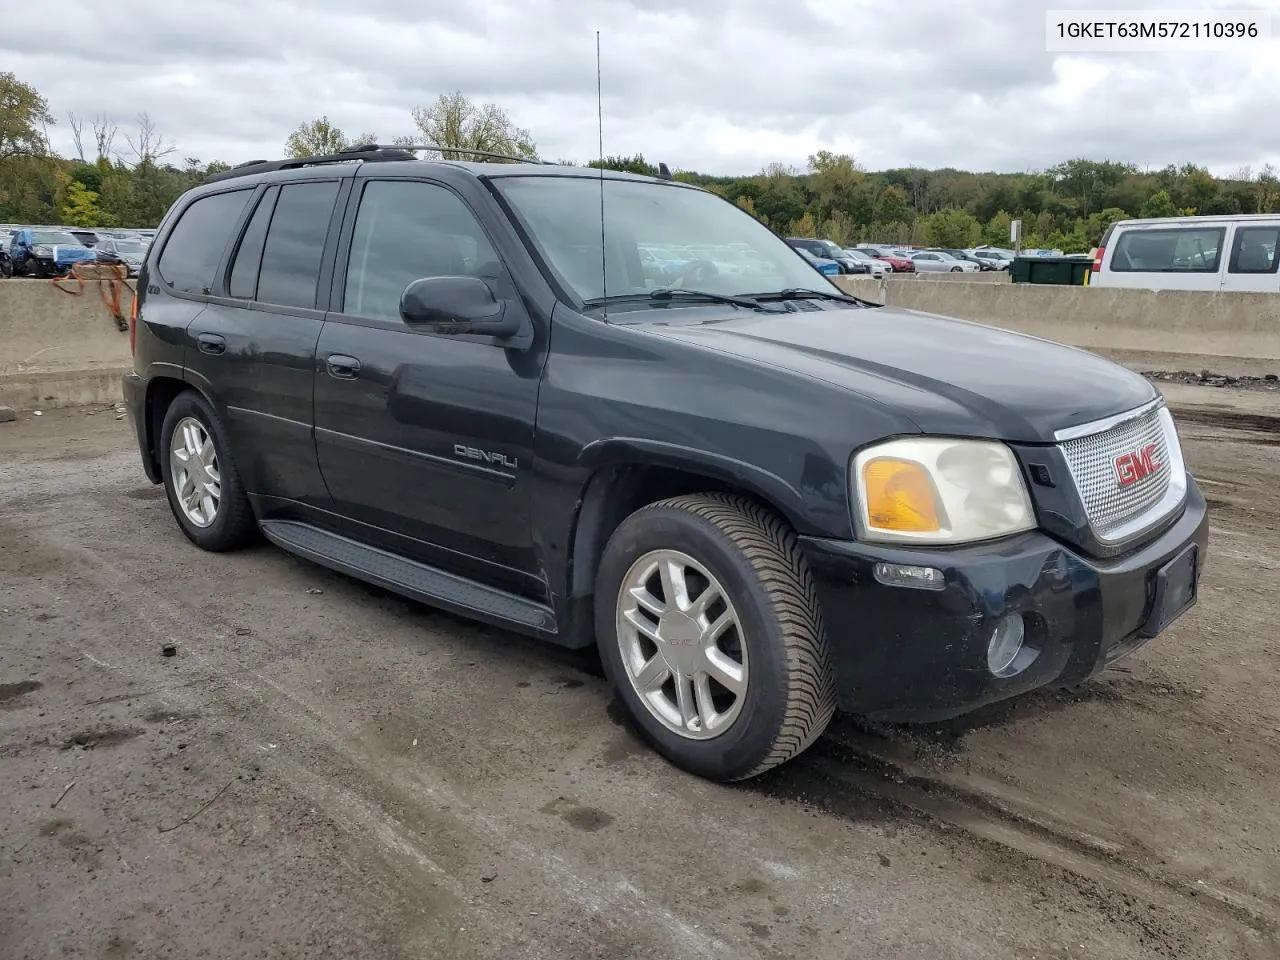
[671,259,719,287]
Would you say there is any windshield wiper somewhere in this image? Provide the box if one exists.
[754,288,877,307]
[650,288,776,310]
[584,289,782,312]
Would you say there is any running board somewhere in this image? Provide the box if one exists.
[259,520,558,637]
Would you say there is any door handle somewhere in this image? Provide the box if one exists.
[326,355,361,380]
[196,333,226,356]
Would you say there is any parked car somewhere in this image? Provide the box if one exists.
[1089,214,1280,292]
[123,146,1207,783]
[7,228,97,277]
[94,237,149,277]
[794,246,842,276]
[858,246,916,272]
[969,248,1014,270]
[843,248,890,276]
[786,237,868,274]
[933,249,997,271]
[909,251,980,273]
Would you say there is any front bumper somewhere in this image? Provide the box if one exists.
[799,478,1209,722]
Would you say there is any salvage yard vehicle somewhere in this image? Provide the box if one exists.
[8,227,97,277]
[1089,214,1280,292]
[122,145,1208,782]
[908,250,980,273]
[93,236,149,277]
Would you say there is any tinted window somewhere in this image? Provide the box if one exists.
[228,187,278,299]
[343,180,502,320]
[256,181,340,309]
[1110,227,1225,273]
[157,190,252,295]
[1228,226,1279,274]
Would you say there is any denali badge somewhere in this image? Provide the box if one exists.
[1114,443,1161,487]
[454,444,518,470]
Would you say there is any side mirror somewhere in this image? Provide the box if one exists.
[399,276,521,339]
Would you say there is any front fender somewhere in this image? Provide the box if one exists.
[578,436,811,532]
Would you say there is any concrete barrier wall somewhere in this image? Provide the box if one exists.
[894,270,1009,282]
[835,276,1280,377]
[3,275,1278,410]
[0,280,131,409]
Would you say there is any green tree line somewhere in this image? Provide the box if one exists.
[6,71,1280,249]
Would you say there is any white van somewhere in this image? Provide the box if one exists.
[1089,214,1280,292]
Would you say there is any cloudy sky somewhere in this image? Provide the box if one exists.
[5,0,1279,176]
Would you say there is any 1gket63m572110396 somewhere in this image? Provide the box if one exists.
[120,145,1208,782]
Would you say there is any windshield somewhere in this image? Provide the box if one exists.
[114,241,146,254]
[492,176,842,302]
[34,231,80,245]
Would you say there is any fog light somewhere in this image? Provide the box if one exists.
[873,562,946,591]
[987,614,1025,676]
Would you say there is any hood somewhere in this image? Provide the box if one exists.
[635,305,1156,443]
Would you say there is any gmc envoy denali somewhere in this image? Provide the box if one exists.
[123,145,1208,782]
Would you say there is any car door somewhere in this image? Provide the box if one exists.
[1223,222,1280,292]
[184,177,345,509]
[313,176,543,597]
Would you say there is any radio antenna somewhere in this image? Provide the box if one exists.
[596,30,607,316]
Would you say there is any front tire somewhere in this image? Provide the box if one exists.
[595,494,836,781]
[159,391,257,551]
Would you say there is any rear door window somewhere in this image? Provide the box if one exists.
[156,189,253,295]
[256,181,341,310]
[1110,227,1225,273]
[1227,226,1280,274]
[227,187,279,299]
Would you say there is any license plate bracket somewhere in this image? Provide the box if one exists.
[1139,543,1199,638]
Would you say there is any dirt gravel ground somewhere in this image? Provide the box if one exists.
[1,388,1278,960]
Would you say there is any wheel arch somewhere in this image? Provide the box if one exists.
[564,440,811,627]
[140,374,212,481]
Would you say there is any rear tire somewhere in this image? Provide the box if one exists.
[159,391,257,552]
[595,493,836,781]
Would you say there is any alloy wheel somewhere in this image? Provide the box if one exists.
[169,416,221,528]
[615,549,748,740]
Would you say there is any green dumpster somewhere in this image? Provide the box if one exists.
[1010,256,1091,285]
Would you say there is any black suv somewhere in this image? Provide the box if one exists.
[123,145,1208,782]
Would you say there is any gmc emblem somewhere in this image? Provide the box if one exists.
[1114,443,1162,487]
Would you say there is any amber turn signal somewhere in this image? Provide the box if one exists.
[861,457,943,533]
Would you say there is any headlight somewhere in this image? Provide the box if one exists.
[852,437,1035,545]
[33,244,52,257]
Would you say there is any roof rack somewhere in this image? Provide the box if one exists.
[204,143,553,184]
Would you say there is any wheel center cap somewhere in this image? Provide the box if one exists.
[657,612,702,673]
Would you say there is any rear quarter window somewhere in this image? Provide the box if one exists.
[156,189,253,295]
[1110,227,1225,273]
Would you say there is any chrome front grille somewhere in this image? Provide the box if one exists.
[1056,400,1187,545]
